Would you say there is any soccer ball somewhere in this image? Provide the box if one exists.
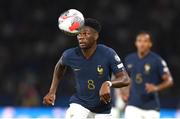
[58,9,84,35]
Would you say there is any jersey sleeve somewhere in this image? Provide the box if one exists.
[157,57,170,77]
[108,48,125,74]
[59,50,69,66]
[124,56,130,74]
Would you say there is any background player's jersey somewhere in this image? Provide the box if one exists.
[125,52,170,111]
[61,44,125,113]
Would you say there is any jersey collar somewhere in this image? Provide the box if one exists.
[77,45,98,60]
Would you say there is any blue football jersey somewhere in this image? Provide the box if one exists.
[61,44,125,113]
[125,52,170,111]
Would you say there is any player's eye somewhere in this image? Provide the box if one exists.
[84,32,91,35]
[81,32,89,35]
[78,32,90,36]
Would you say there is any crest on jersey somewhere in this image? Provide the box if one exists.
[144,64,151,74]
[97,65,104,75]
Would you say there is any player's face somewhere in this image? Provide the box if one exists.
[77,26,98,49]
[135,34,152,53]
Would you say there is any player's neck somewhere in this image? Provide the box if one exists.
[137,50,151,59]
[81,44,97,59]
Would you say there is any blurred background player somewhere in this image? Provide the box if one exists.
[43,18,130,119]
[123,31,173,119]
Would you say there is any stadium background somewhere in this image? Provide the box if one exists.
[0,0,180,118]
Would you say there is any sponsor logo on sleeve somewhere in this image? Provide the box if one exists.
[114,54,121,62]
[161,60,167,67]
[161,60,169,73]
[117,63,124,69]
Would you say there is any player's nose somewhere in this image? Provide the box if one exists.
[77,35,85,41]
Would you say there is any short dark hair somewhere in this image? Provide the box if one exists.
[136,31,153,42]
[84,18,101,33]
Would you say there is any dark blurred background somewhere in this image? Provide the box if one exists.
[0,0,180,110]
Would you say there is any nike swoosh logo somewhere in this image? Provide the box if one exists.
[73,68,81,71]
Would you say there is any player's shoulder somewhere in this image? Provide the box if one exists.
[97,44,111,50]
[62,47,78,57]
[149,52,164,61]
[97,44,116,54]
[150,52,168,67]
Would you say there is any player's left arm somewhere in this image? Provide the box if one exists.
[109,71,130,88]
[99,49,130,104]
[99,71,130,104]
[145,59,173,93]
[107,49,131,88]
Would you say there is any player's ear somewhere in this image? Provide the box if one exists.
[148,38,153,48]
[149,41,153,48]
[94,32,99,41]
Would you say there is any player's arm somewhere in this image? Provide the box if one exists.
[99,49,130,104]
[117,55,131,102]
[43,57,67,105]
[108,51,130,88]
[110,71,130,88]
[99,71,130,104]
[101,71,130,89]
[111,71,131,102]
[146,72,173,93]
[146,59,173,93]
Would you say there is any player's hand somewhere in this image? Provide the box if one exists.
[43,92,56,106]
[145,83,158,93]
[99,81,111,104]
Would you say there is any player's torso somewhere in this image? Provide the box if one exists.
[67,45,111,100]
[126,52,161,91]
[126,52,161,110]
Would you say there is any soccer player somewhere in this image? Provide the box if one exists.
[124,31,173,119]
[43,18,130,119]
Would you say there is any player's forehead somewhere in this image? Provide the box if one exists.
[80,26,95,33]
[136,34,150,41]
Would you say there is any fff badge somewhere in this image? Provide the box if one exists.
[97,65,104,76]
[144,64,151,74]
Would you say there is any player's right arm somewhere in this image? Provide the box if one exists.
[145,58,173,93]
[43,56,67,105]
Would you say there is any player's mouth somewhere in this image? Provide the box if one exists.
[78,38,86,46]
[79,42,86,47]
